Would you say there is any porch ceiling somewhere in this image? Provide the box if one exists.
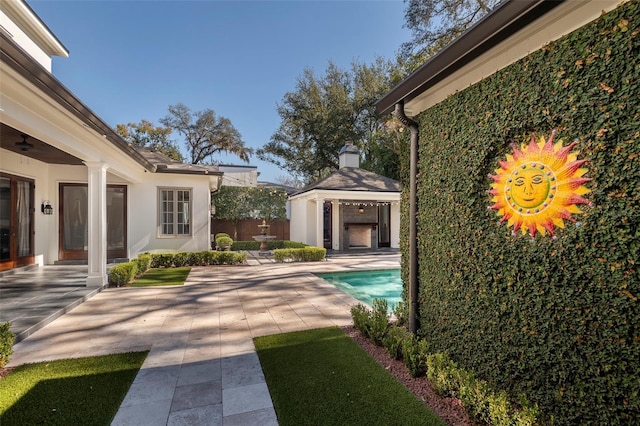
[1,122,83,165]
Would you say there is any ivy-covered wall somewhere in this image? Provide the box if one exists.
[405,2,639,424]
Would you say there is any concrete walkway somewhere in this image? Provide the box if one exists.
[6,252,400,425]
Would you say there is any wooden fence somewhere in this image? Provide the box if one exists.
[211,219,290,242]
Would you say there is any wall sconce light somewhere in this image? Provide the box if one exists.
[358,205,365,214]
[210,204,216,216]
[41,200,53,215]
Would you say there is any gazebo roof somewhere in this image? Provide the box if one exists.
[293,167,401,196]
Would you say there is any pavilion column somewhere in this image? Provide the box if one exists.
[85,162,109,287]
[331,200,340,250]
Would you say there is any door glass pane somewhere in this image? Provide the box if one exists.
[378,204,390,245]
[63,186,88,250]
[161,189,174,235]
[177,190,190,235]
[323,202,331,249]
[107,187,125,251]
[16,180,31,256]
[0,178,10,261]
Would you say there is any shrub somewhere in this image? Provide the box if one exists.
[0,322,15,368]
[151,253,174,268]
[282,241,307,249]
[231,240,307,251]
[108,261,138,287]
[188,251,207,266]
[426,352,467,397]
[214,232,230,240]
[172,251,190,267]
[426,352,539,425]
[351,303,370,337]
[383,323,406,360]
[231,240,261,251]
[273,247,326,262]
[215,236,233,250]
[369,298,389,346]
[146,251,246,267]
[392,300,409,326]
[402,333,428,377]
[135,254,152,273]
[208,250,246,265]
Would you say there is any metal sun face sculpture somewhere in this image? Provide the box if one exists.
[489,130,592,238]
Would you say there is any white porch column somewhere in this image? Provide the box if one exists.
[315,196,324,248]
[331,200,340,250]
[85,162,109,287]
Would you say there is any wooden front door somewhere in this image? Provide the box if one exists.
[0,173,35,271]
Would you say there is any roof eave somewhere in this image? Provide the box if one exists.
[155,167,224,176]
[376,0,565,116]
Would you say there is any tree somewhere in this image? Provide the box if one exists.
[251,186,288,223]
[257,63,355,183]
[115,119,183,161]
[352,58,402,181]
[211,186,253,240]
[211,186,288,240]
[257,58,401,183]
[160,103,252,165]
[400,0,501,59]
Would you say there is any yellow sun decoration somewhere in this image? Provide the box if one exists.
[489,130,592,238]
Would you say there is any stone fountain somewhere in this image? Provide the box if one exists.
[253,219,276,253]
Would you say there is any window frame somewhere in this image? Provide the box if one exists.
[158,187,192,238]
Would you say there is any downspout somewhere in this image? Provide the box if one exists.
[394,102,419,334]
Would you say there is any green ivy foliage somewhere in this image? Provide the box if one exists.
[403,2,639,424]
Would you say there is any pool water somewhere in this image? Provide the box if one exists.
[315,269,402,308]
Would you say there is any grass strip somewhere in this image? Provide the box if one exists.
[0,351,147,425]
[254,327,445,426]
[128,267,191,287]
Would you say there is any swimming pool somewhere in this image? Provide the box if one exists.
[315,269,402,308]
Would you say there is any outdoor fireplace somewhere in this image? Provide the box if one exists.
[345,223,376,249]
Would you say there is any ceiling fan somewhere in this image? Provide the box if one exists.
[15,134,33,152]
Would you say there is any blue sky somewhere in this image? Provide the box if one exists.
[29,0,411,183]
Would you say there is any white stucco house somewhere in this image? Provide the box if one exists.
[218,164,258,187]
[289,143,401,251]
[0,0,222,286]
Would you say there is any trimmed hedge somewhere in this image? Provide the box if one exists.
[351,301,539,425]
[273,247,326,262]
[147,251,247,267]
[0,322,15,368]
[134,254,152,273]
[108,250,247,286]
[231,240,307,251]
[108,262,138,287]
[404,3,640,424]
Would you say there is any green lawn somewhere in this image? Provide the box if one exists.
[128,267,191,287]
[254,327,445,426]
[0,351,147,425]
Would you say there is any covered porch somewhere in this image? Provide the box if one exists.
[0,265,97,342]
